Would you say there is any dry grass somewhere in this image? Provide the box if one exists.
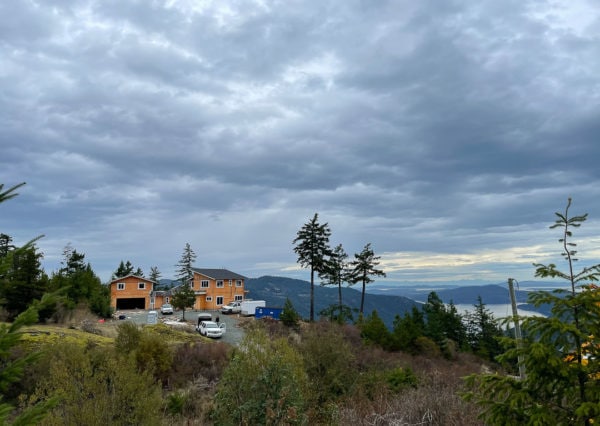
[337,352,486,426]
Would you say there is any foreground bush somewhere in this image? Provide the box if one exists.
[212,329,308,425]
[25,342,163,425]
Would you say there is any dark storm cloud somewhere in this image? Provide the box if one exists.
[1,0,600,282]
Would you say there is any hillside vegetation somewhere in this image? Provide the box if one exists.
[8,317,487,425]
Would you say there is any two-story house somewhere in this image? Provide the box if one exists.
[187,267,247,310]
[109,275,157,310]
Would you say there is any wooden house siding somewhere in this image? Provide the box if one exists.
[190,269,246,310]
[109,275,155,310]
[109,269,246,312]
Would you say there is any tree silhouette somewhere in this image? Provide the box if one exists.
[293,213,332,322]
[349,243,386,316]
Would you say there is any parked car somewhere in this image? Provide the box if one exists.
[197,321,225,338]
[160,303,174,315]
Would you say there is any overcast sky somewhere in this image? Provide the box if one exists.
[2,0,600,286]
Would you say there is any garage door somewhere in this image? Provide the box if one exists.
[116,298,146,310]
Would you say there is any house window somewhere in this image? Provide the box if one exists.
[228,279,232,286]
[216,280,224,288]
[138,282,146,290]
[206,296,212,302]
[216,296,224,305]
[235,280,242,287]
[234,295,243,301]
[201,280,209,288]
[117,283,125,290]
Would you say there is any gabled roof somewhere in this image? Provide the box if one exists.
[190,268,246,281]
[109,275,157,285]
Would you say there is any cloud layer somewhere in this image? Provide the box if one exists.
[2,0,600,284]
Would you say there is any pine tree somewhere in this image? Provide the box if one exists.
[293,213,332,322]
[280,298,300,327]
[50,247,111,317]
[465,199,600,425]
[171,284,196,321]
[360,310,392,349]
[0,182,55,423]
[175,243,196,286]
[320,243,350,316]
[149,266,161,288]
[464,296,504,361]
[113,260,131,279]
[422,292,467,356]
[392,306,426,353]
[2,244,49,319]
[349,243,386,317]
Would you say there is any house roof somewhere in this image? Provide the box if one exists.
[109,274,157,285]
[190,268,246,280]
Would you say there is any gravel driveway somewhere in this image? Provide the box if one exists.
[113,309,247,345]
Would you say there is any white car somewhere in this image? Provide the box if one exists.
[197,321,225,338]
[160,303,174,315]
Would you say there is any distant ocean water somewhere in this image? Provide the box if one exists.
[455,303,544,319]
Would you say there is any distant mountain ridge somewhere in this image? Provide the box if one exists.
[245,276,417,328]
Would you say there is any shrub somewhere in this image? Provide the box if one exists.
[414,336,441,357]
[114,321,141,354]
[26,342,162,425]
[212,329,308,425]
[135,331,173,384]
[168,341,230,388]
[297,321,357,408]
[386,366,418,392]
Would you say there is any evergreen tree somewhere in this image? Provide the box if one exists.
[0,182,55,423]
[280,297,300,327]
[464,296,504,361]
[58,244,86,276]
[175,243,196,285]
[349,243,386,316]
[50,246,111,317]
[465,199,600,425]
[392,306,426,352]
[112,261,143,279]
[360,310,392,349]
[2,244,49,319]
[319,303,355,324]
[320,243,350,315]
[423,292,467,357]
[293,213,332,322]
[0,182,26,204]
[0,233,15,258]
[171,283,196,321]
[148,266,161,288]
[113,260,133,279]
